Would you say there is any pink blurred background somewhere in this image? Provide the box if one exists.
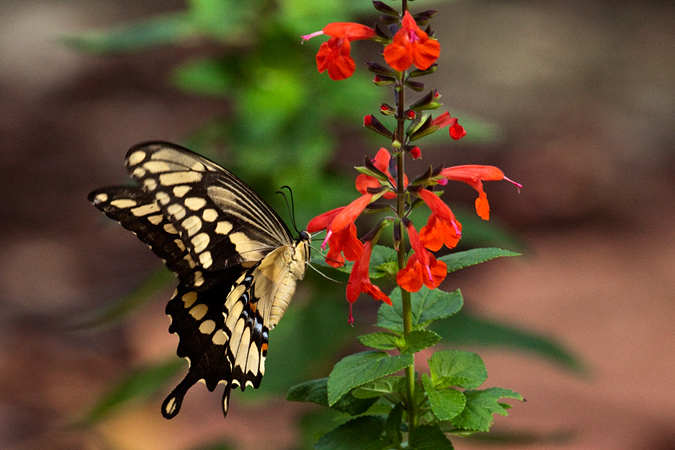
[0,1,673,449]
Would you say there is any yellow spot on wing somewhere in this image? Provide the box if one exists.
[167,204,186,220]
[131,203,160,216]
[182,216,202,237]
[199,319,216,334]
[184,197,207,211]
[212,329,228,345]
[173,185,191,197]
[95,193,108,203]
[189,304,208,320]
[202,209,218,222]
[110,199,137,208]
[147,214,163,225]
[199,251,213,269]
[143,161,172,173]
[215,221,233,235]
[159,171,203,186]
[182,291,197,308]
[191,233,210,253]
[143,178,157,191]
[128,150,146,165]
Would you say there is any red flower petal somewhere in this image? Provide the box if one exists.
[323,23,376,41]
[307,206,345,232]
[316,37,355,81]
[383,11,440,71]
[330,193,372,232]
[347,241,391,304]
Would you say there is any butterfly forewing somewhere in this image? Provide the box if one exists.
[125,142,293,272]
[89,141,310,420]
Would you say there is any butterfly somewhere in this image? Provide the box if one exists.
[89,141,310,419]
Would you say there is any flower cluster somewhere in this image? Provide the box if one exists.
[304,9,521,322]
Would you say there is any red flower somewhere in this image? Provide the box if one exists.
[303,23,376,81]
[419,213,462,252]
[431,112,466,140]
[397,221,448,293]
[347,241,392,324]
[383,11,441,72]
[440,165,522,220]
[307,194,373,267]
[355,148,407,200]
[416,188,463,251]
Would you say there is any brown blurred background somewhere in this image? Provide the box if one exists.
[1,0,674,449]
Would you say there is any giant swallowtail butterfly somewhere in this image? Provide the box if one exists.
[89,141,310,419]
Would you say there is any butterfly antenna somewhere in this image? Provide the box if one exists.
[306,261,347,284]
[276,185,300,234]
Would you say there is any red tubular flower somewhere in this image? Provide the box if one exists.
[431,111,466,140]
[397,253,447,293]
[308,194,373,267]
[383,11,441,72]
[356,148,408,200]
[440,165,522,220]
[303,23,376,81]
[347,241,392,323]
[396,221,447,293]
[419,213,462,252]
[417,188,463,251]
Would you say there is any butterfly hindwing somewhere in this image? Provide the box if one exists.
[90,141,310,420]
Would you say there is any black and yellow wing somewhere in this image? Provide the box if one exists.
[89,141,310,419]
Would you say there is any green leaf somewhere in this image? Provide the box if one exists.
[422,374,466,421]
[171,57,235,97]
[402,330,442,354]
[429,350,488,390]
[73,267,173,329]
[82,358,183,424]
[63,14,194,53]
[368,245,398,279]
[433,311,586,372]
[287,378,376,415]
[351,377,406,400]
[357,332,401,351]
[408,424,455,450]
[314,416,387,450]
[450,388,524,432]
[377,287,464,333]
[327,352,414,406]
[439,248,520,274]
[384,403,404,446]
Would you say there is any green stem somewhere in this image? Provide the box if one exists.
[394,69,417,432]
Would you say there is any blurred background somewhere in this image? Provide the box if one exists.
[1,0,674,449]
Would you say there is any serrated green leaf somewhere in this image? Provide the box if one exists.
[351,377,406,400]
[402,330,442,354]
[82,358,183,424]
[422,374,466,421]
[433,311,586,372]
[429,350,487,390]
[450,388,523,432]
[287,377,377,415]
[327,352,413,406]
[384,403,404,446]
[368,245,398,279]
[376,287,464,333]
[357,332,401,351]
[314,416,387,450]
[439,248,520,274]
[408,424,455,450]
[73,267,173,329]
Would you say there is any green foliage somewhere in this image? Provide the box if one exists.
[327,351,414,406]
[81,358,184,424]
[450,388,524,432]
[289,250,532,448]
